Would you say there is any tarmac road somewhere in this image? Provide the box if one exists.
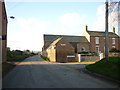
[2,55,119,88]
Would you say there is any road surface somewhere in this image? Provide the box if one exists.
[2,55,119,88]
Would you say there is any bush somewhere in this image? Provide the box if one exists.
[78,52,99,56]
[7,49,36,61]
[109,48,120,52]
[40,55,50,62]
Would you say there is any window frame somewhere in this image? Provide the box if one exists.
[112,38,115,44]
[95,37,99,44]
[96,46,100,53]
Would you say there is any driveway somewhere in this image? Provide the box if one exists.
[2,55,119,88]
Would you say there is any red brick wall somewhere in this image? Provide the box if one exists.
[90,36,120,53]
[56,38,76,62]
[77,42,90,53]
[0,1,7,62]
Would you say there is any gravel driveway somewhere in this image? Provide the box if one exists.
[2,55,119,88]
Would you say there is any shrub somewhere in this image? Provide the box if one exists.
[7,49,36,61]
[109,48,120,52]
[40,54,50,62]
[78,52,99,56]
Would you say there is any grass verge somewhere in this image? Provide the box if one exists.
[85,57,120,81]
[2,62,16,78]
[40,54,50,62]
[8,54,33,62]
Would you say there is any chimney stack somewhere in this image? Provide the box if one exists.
[84,25,88,32]
[112,26,115,33]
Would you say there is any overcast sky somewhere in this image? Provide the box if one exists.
[5,1,110,51]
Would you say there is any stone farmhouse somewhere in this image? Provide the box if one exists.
[0,0,8,62]
[42,25,120,62]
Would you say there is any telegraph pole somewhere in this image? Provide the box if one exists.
[105,0,109,61]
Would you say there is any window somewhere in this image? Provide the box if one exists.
[112,46,115,48]
[81,47,85,52]
[95,37,99,44]
[112,38,115,44]
[61,44,66,46]
[104,46,105,53]
[96,46,99,53]
[0,36,2,39]
[2,35,7,40]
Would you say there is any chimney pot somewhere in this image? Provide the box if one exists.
[112,26,115,33]
[84,25,88,32]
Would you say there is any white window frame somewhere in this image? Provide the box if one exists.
[67,56,75,57]
[112,38,115,44]
[0,36,2,39]
[95,37,99,44]
[112,46,115,48]
[61,44,66,46]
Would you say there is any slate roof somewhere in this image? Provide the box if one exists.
[44,34,89,43]
[46,37,63,50]
[50,37,63,46]
[87,31,119,37]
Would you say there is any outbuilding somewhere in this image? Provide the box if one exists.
[44,37,76,62]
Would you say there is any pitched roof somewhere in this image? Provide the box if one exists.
[47,37,74,50]
[87,31,119,37]
[50,37,63,46]
[44,34,89,43]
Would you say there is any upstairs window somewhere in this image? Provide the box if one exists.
[112,38,115,44]
[95,37,99,44]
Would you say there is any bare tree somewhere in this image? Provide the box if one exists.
[109,0,120,36]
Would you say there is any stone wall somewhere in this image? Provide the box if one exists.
[81,55,100,62]
[109,53,120,57]
[46,48,56,62]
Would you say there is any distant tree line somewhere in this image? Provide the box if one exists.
[7,47,38,61]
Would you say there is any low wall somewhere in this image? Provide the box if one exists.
[77,54,100,62]
[109,53,120,57]
[81,55,100,62]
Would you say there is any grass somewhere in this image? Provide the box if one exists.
[40,54,50,62]
[85,57,120,80]
[8,54,32,61]
[2,62,16,77]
